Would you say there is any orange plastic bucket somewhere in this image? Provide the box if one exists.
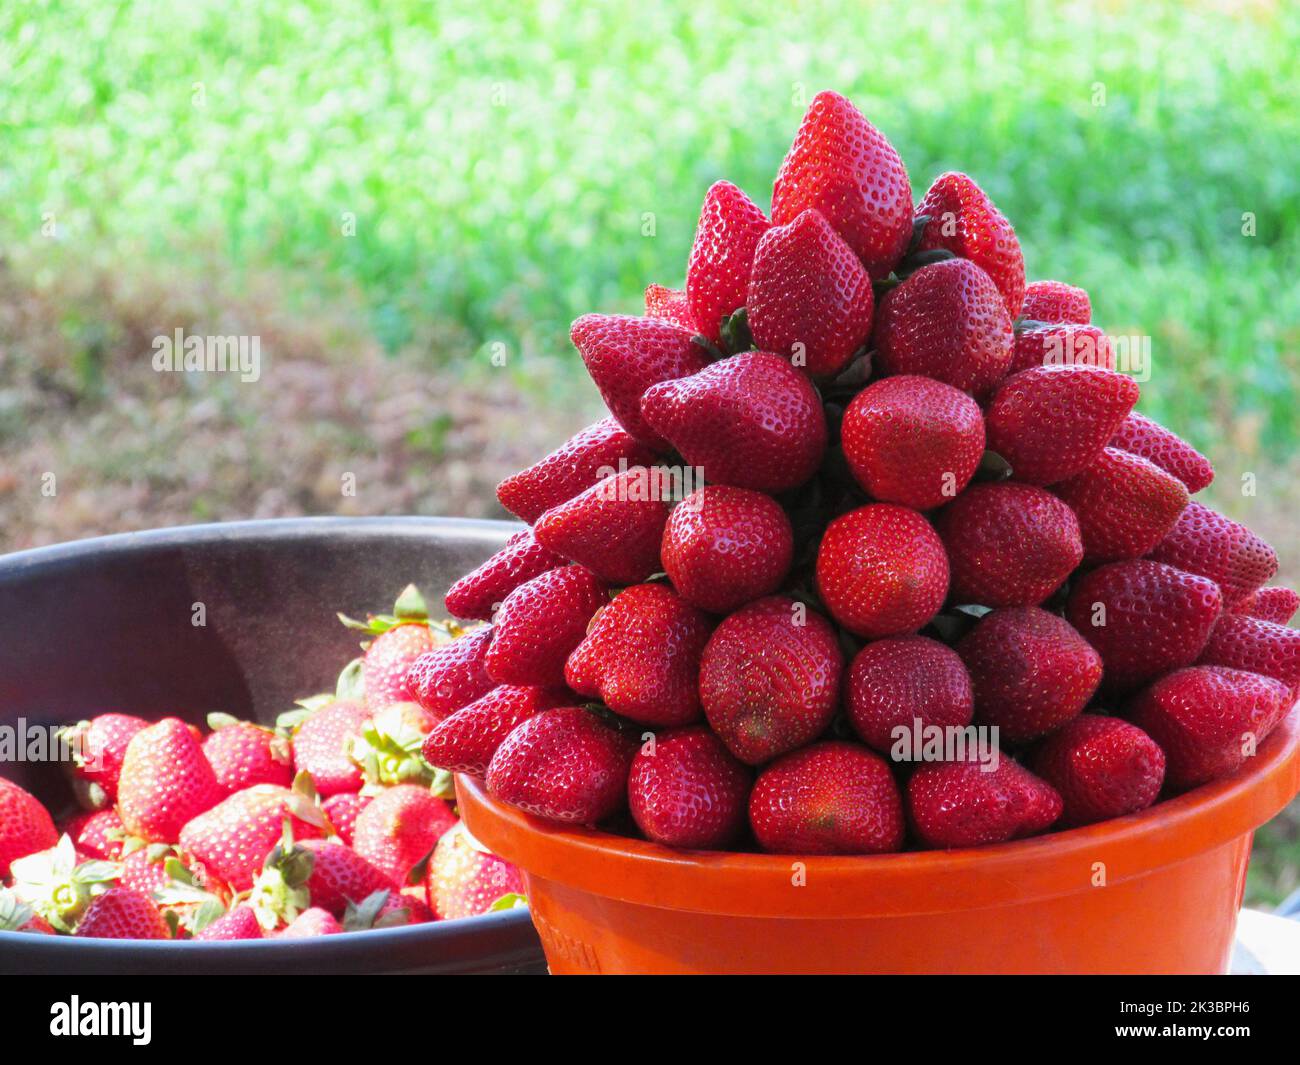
[458,709,1300,974]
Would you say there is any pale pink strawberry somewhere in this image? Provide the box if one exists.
[363,622,438,714]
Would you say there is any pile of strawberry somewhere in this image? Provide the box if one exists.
[0,588,524,940]
[420,90,1300,855]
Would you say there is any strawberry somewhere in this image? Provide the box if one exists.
[644,283,697,331]
[60,712,149,809]
[841,375,985,510]
[1008,323,1114,375]
[845,636,974,755]
[344,888,436,930]
[1109,411,1214,494]
[352,784,457,890]
[639,350,827,494]
[116,717,223,844]
[1030,714,1166,827]
[322,791,370,846]
[8,836,119,932]
[420,683,571,777]
[660,485,794,614]
[486,706,636,825]
[407,625,496,718]
[289,699,372,796]
[484,565,607,686]
[195,904,263,940]
[255,837,396,921]
[533,467,671,586]
[278,907,342,937]
[915,171,1025,318]
[426,822,526,919]
[698,596,843,765]
[63,808,126,862]
[747,207,874,377]
[73,887,169,940]
[565,582,713,727]
[496,417,659,524]
[444,528,566,621]
[1198,613,1300,697]
[362,623,438,714]
[771,90,913,279]
[0,778,58,878]
[118,845,177,897]
[907,756,1062,848]
[202,715,292,794]
[1233,587,1300,626]
[570,313,709,449]
[627,726,752,849]
[0,888,55,934]
[1053,447,1189,562]
[957,607,1102,743]
[1147,501,1278,608]
[685,180,771,344]
[935,482,1083,607]
[1019,280,1091,324]
[984,365,1139,486]
[874,258,1013,398]
[815,504,949,639]
[748,742,904,855]
[1130,666,1291,791]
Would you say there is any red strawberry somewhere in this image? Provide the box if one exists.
[61,712,149,809]
[63,808,126,862]
[685,180,771,344]
[196,904,263,941]
[660,485,794,614]
[565,582,713,727]
[747,207,874,377]
[484,566,607,686]
[874,258,1013,398]
[1147,501,1278,608]
[1130,666,1291,791]
[815,504,949,639]
[1233,587,1300,626]
[748,742,904,855]
[1066,559,1222,693]
[290,699,371,796]
[907,756,1062,848]
[1020,280,1091,324]
[644,283,697,331]
[352,784,457,890]
[699,596,842,765]
[1030,714,1166,827]
[281,838,396,917]
[322,791,370,846]
[444,528,566,621]
[1109,412,1214,494]
[914,171,1025,317]
[935,483,1083,607]
[496,417,660,524]
[407,626,496,718]
[1053,447,1189,562]
[957,607,1102,743]
[278,907,342,938]
[1198,613,1300,697]
[1008,324,1114,375]
[202,716,292,794]
[486,706,636,825]
[0,778,58,878]
[639,351,827,494]
[344,889,436,929]
[118,844,177,897]
[627,726,752,849]
[845,636,974,755]
[363,622,437,714]
[841,375,985,510]
[771,90,913,279]
[426,822,526,919]
[420,684,571,777]
[0,890,54,935]
[74,887,169,940]
[116,718,223,844]
[570,314,709,449]
[533,467,670,586]
[984,366,1139,486]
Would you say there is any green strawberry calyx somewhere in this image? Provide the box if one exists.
[8,835,119,933]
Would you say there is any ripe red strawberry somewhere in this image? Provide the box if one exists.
[420,684,571,777]
[644,283,697,331]
[771,90,913,279]
[118,844,176,897]
[496,417,660,524]
[322,791,370,846]
[699,596,842,765]
[63,808,126,862]
[984,366,1139,486]
[278,907,342,938]
[915,171,1025,318]
[874,258,1013,398]
[344,889,436,929]
[935,483,1083,607]
[1130,666,1291,791]
[660,485,793,614]
[486,706,636,825]
[815,504,949,639]
[570,313,709,449]
[426,822,526,919]
[1109,412,1214,494]
[0,778,58,878]
[116,717,223,844]
[351,785,456,890]
[845,636,974,755]
[202,717,292,794]
[1147,501,1278,608]
[444,528,566,621]
[907,756,1062,848]
[73,887,169,940]
[566,582,713,727]
[685,180,771,344]
[533,467,670,586]
[0,888,55,934]
[1066,559,1222,692]
[627,726,752,849]
[290,699,371,796]
[1198,613,1300,697]
[406,625,495,718]
[61,712,149,808]
[1233,587,1300,626]
[1008,324,1114,375]
[1030,714,1166,827]
[1019,280,1091,324]
[295,839,397,916]
[1053,447,1189,562]
[485,565,608,686]
[362,622,437,713]
[639,351,827,494]
[748,742,904,854]
[196,904,263,941]
[840,375,984,510]
[747,208,874,377]
[957,607,1102,742]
